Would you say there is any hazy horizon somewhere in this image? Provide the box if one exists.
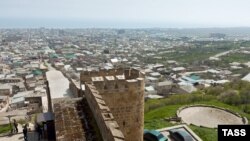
[1,0,250,28]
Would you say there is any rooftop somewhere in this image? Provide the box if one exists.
[0,84,12,89]
[158,81,173,86]
[242,73,250,82]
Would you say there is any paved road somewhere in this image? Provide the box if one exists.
[0,123,48,141]
[0,109,27,125]
[210,49,239,59]
[46,70,72,99]
[45,61,73,99]
[0,131,47,141]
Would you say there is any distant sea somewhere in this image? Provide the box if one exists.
[1,18,246,29]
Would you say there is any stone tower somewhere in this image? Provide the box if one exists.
[81,68,144,141]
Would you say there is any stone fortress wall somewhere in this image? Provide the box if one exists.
[81,68,145,141]
[85,83,125,141]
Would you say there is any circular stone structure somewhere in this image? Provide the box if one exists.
[178,106,245,128]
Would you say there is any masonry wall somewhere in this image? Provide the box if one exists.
[99,81,144,141]
[85,83,125,141]
[81,68,145,141]
[69,79,81,97]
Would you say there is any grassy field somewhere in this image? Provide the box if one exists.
[144,41,240,64]
[145,105,182,129]
[144,95,250,141]
[0,124,11,134]
[190,125,217,141]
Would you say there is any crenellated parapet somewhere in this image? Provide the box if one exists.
[91,76,144,93]
[80,68,145,84]
[85,83,125,141]
[82,68,144,141]
[81,68,145,93]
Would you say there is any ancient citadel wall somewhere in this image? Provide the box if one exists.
[85,83,125,141]
[80,68,145,83]
[81,68,144,141]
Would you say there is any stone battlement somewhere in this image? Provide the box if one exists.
[85,83,125,141]
[81,68,144,141]
[91,76,144,92]
[80,68,145,83]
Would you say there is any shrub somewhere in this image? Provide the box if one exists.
[205,86,224,96]
[241,104,250,114]
[217,90,241,105]
[240,89,250,104]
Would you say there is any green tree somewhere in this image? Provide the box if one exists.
[205,86,224,96]
[240,89,250,104]
[217,90,241,105]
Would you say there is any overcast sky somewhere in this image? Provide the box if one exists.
[0,0,250,28]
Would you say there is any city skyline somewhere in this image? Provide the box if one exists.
[1,0,250,28]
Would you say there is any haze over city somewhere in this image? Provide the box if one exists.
[1,0,250,28]
[1,1,250,141]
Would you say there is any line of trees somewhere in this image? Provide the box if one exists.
[204,80,250,113]
[145,80,250,114]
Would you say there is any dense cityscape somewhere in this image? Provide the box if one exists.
[2,1,250,141]
[0,28,250,141]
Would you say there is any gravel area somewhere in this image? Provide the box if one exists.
[178,106,244,128]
